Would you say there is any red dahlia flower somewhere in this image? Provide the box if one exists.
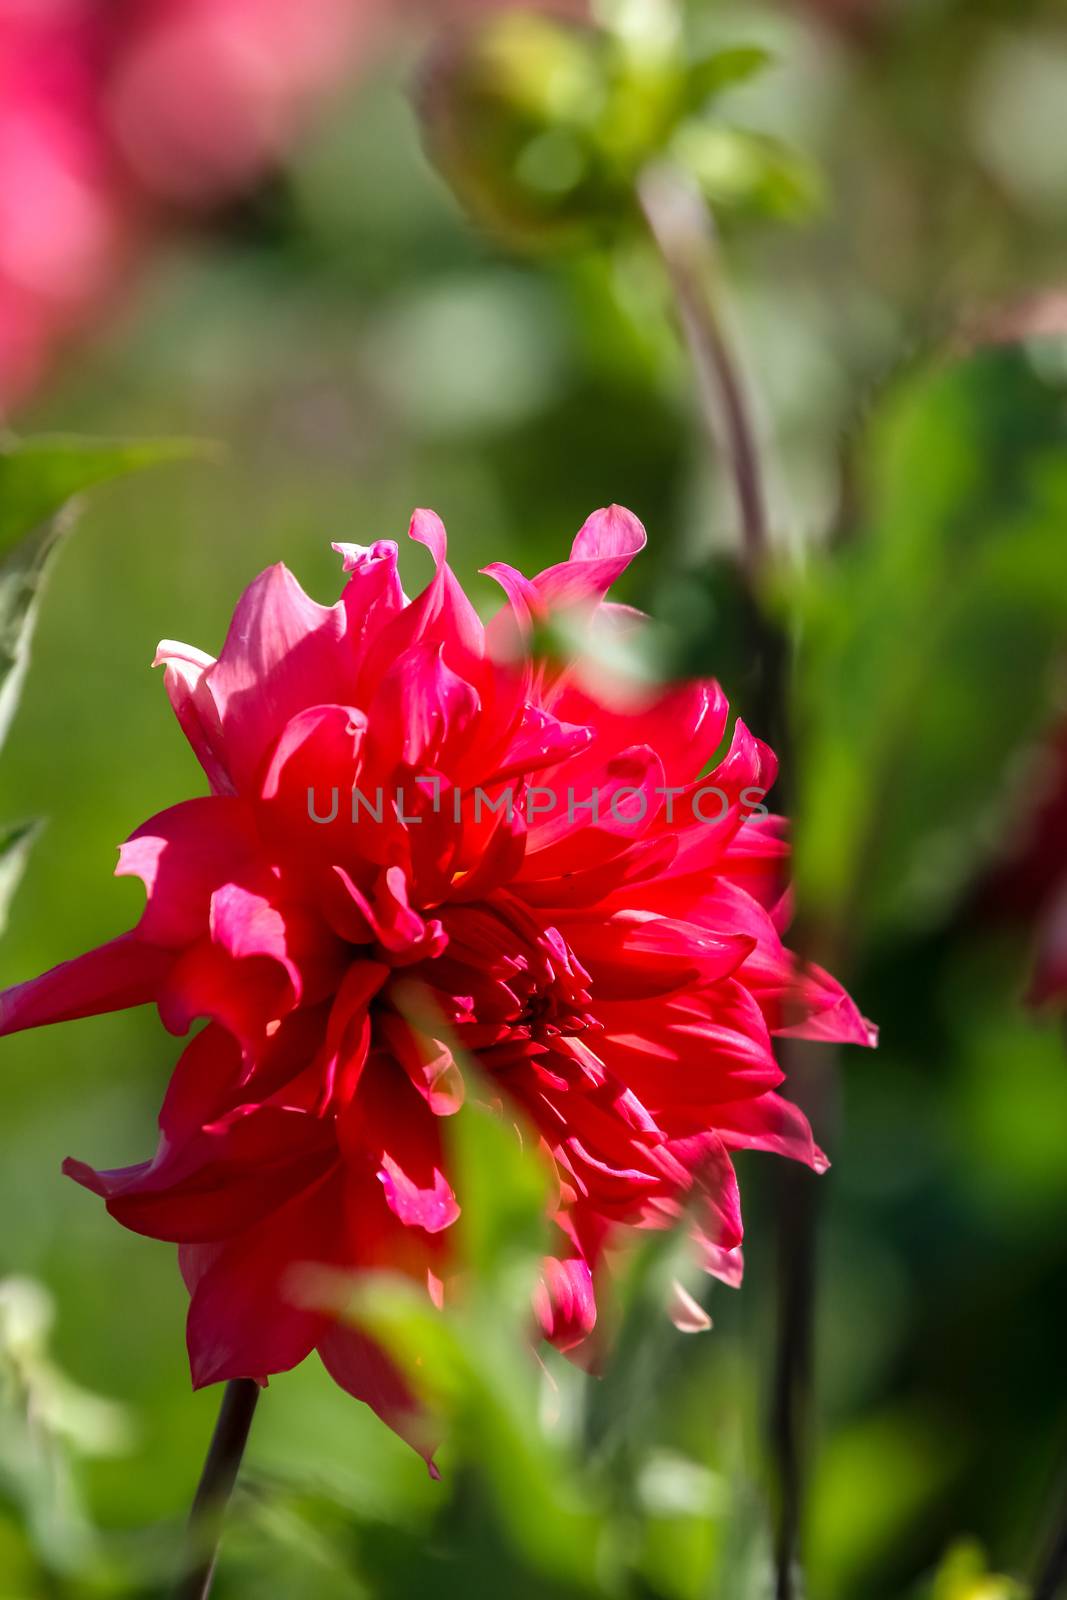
[0,507,874,1459]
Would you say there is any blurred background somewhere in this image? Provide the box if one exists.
[1,1,1067,1596]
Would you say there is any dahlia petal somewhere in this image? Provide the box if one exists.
[317,1324,438,1469]
[335,539,404,581]
[713,1091,829,1174]
[327,866,447,965]
[376,1014,465,1117]
[536,1083,678,1213]
[260,703,367,810]
[154,640,234,795]
[358,512,484,695]
[446,807,528,904]
[185,1168,343,1388]
[209,885,348,1010]
[675,1134,743,1253]
[177,1241,222,1299]
[516,833,678,910]
[521,744,666,867]
[0,933,171,1037]
[572,504,648,567]
[711,717,779,803]
[719,814,791,916]
[596,982,782,1110]
[571,915,755,1000]
[482,560,543,653]
[623,873,874,1048]
[365,643,480,775]
[652,720,778,873]
[557,1140,671,1211]
[773,972,878,1048]
[698,1241,745,1288]
[550,678,728,792]
[317,962,389,1111]
[408,506,449,569]
[378,1153,460,1235]
[669,1280,712,1333]
[158,891,345,1042]
[319,866,377,945]
[334,539,407,670]
[531,505,647,611]
[534,1256,596,1352]
[63,1103,333,1243]
[379,869,448,962]
[205,563,351,790]
[210,883,293,971]
[117,797,261,948]
[160,1022,265,1146]
[157,936,295,1041]
[340,1055,460,1238]
[486,704,594,785]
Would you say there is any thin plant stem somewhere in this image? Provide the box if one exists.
[639,158,824,1600]
[173,1379,260,1600]
[769,1041,840,1600]
[637,161,770,581]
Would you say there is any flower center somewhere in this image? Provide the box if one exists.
[387,895,599,1059]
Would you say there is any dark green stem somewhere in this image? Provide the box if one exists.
[174,1379,260,1600]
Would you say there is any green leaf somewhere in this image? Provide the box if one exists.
[0,433,214,559]
[0,819,44,937]
[328,1264,606,1593]
[0,511,70,756]
[315,1089,603,1593]
[671,122,824,221]
[585,1225,700,1470]
[449,1091,550,1287]
[684,46,775,109]
[0,432,213,926]
[0,434,213,754]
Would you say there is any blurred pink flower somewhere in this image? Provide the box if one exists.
[0,0,580,411]
[0,0,131,408]
[0,507,874,1459]
[106,0,371,206]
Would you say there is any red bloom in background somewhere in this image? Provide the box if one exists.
[0,0,372,412]
[0,1,132,410]
[0,0,586,413]
[0,508,874,1459]
[105,0,370,207]
[981,716,1067,1009]
[106,0,580,205]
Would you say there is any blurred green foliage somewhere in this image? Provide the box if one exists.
[793,346,1067,946]
[2,1,1067,1598]
[420,0,820,250]
[0,437,209,933]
